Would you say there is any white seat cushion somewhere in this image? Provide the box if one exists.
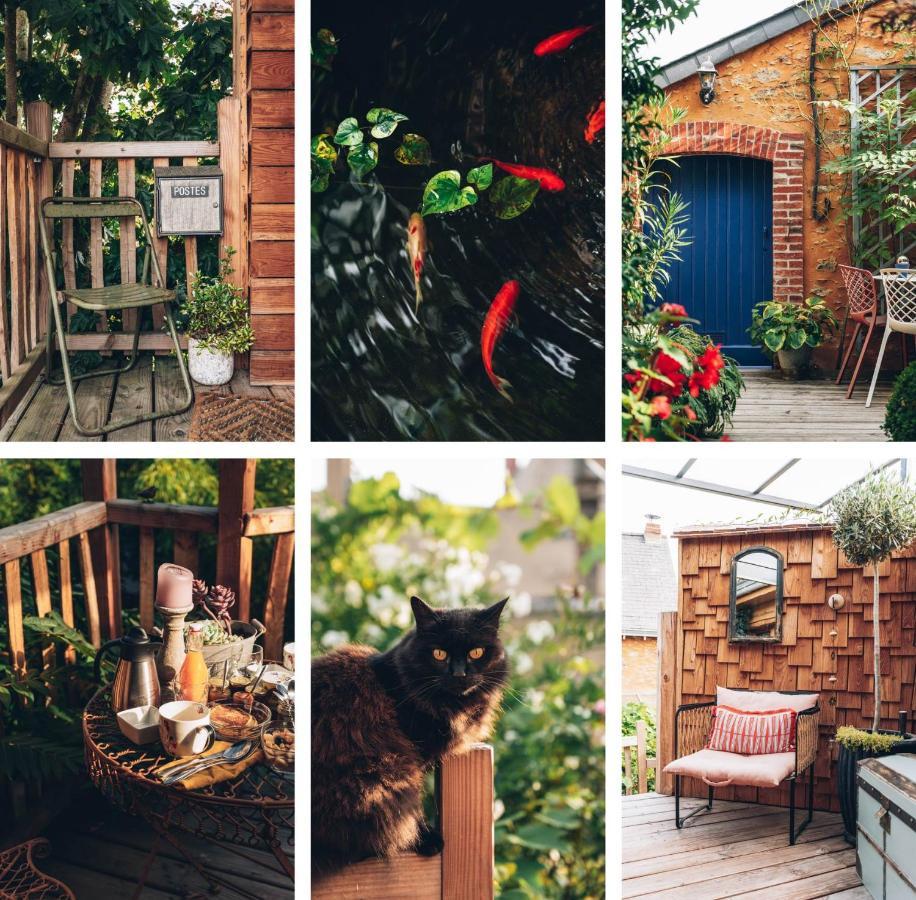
[663,748,796,788]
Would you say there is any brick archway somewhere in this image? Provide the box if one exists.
[666,121,805,303]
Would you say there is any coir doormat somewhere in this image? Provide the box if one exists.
[188,393,294,442]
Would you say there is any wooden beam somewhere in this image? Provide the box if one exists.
[59,539,75,665]
[77,531,101,648]
[657,611,678,795]
[0,119,49,157]
[4,559,26,676]
[81,461,122,640]
[26,103,52,341]
[262,531,293,660]
[57,333,188,351]
[106,499,218,533]
[218,96,245,289]
[31,549,54,670]
[441,744,495,900]
[0,343,45,430]
[49,141,218,159]
[216,460,256,621]
[312,854,440,900]
[0,501,107,566]
[242,506,294,537]
[139,527,154,632]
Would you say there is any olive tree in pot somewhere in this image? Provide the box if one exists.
[181,249,254,386]
[825,469,916,843]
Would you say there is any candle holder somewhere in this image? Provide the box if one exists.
[155,602,194,703]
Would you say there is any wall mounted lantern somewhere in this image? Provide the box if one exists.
[697,56,718,105]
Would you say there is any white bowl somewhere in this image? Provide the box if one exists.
[117,705,161,745]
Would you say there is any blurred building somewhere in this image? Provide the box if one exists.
[622,516,676,710]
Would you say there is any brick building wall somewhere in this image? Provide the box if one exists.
[622,636,660,710]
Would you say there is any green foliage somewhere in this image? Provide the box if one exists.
[421,170,478,217]
[748,296,837,355]
[366,107,408,139]
[180,250,254,354]
[333,117,364,147]
[621,702,657,792]
[490,176,540,220]
[467,163,493,191]
[312,472,605,897]
[394,133,432,166]
[347,141,379,178]
[883,362,916,441]
[312,28,338,71]
[835,725,903,753]
[23,611,98,661]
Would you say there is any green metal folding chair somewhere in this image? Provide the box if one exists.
[38,196,194,437]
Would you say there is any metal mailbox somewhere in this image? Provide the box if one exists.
[154,166,223,237]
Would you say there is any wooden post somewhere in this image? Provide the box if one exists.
[216,459,256,621]
[263,531,294,660]
[218,96,243,284]
[441,744,494,900]
[656,611,678,795]
[636,720,649,795]
[80,460,122,640]
[25,102,51,340]
[326,459,350,505]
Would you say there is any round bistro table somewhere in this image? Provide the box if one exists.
[82,687,294,899]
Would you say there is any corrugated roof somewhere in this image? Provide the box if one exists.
[621,532,678,638]
[656,0,883,88]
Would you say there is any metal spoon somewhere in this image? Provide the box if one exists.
[160,740,253,785]
[247,662,268,695]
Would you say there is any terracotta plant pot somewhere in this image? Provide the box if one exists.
[776,346,811,379]
[188,337,233,386]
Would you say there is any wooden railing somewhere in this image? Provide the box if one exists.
[312,745,495,900]
[622,721,656,795]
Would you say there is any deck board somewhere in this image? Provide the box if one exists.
[622,793,860,899]
[728,370,892,441]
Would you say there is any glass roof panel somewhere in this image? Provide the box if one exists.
[685,459,774,494]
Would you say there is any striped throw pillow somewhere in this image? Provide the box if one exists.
[707,705,797,755]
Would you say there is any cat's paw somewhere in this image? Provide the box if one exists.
[414,827,444,856]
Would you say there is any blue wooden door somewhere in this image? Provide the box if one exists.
[655,155,773,366]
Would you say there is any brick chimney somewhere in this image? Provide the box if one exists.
[644,514,663,542]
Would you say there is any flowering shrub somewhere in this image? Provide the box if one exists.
[622,304,729,441]
[312,473,605,898]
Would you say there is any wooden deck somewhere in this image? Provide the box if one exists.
[622,793,865,899]
[34,789,293,899]
[0,356,294,442]
[727,370,892,441]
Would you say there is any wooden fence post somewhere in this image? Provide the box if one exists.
[441,744,495,900]
[25,102,51,339]
[217,459,256,621]
[80,460,122,640]
[656,611,678,795]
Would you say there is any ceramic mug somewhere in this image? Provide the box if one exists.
[158,700,215,757]
[283,643,295,672]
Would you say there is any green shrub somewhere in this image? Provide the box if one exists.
[181,250,254,355]
[621,702,657,793]
[835,725,902,753]
[883,362,916,441]
[748,296,837,356]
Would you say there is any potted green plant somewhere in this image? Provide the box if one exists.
[181,249,254,386]
[825,470,916,842]
[748,296,837,378]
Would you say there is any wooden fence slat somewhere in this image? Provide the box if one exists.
[0,502,108,566]
[312,856,440,900]
[637,720,649,795]
[26,155,37,350]
[49,141,218,159]
[26,102,52,340]
[262,531,293,660]
[182,156,199,303]
[173,529,199,575]
[657,611,678,795]
[59,539,75,665]
[139,527,154,632]
[31,549,54,669]
[4,559,26,676]
[7,149,24,369]
[441,744,495,900]
[89,158,103,289]
[118,158,138,332]
[78,531,101,648]
[16,153,28,357]
[61,160,76,310]
[150,156,168,335]
[0,144,8,381]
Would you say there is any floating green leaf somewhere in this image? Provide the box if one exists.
[467,163,493,190]
[490,175,540,219]
[333,117,363,147]
[366,107,408,139]
[312,29,338,71]
[347,141,379,178]
[394,133,432,166]
[420,170,478,216]
[312,134,338,166]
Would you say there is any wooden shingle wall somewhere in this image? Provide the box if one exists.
[247,0,294,385]
[676,525,916,812]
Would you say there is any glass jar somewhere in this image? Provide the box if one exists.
[261,699,294,776]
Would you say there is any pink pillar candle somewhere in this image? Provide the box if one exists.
[156,563,193,610]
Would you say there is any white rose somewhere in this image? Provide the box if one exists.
[320,630,348,648]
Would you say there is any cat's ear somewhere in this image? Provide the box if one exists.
[477,597,509,629]
[410,596,439,630]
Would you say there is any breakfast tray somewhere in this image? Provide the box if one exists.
[82,686,294,897]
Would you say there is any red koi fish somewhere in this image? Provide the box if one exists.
[534,25,594,57]
[481,158,566,192]
[584,100,605,143]
[407,212,427,312]
[481,280,519,401]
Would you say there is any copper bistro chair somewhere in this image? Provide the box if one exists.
[836,264,891,399]
[38,196,194,436]
[866,268,916,408]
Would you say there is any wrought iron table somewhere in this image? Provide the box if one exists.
[82,687,294,898]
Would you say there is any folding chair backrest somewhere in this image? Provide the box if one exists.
[838,264,877,316]
[881,268,916,334]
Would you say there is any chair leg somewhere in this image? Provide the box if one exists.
[836,321,862,385]
[675,776,715,829]
[834,310,850,372]
[46,307,140,387]
[900,332,909,370]
[789,776,796,845]
[866,327,893,408]
[846,318,875,399]
[788,767,815,846]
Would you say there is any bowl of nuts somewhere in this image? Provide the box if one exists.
[261,722,294,775]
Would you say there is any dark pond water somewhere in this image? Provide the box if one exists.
[311,0,605,441]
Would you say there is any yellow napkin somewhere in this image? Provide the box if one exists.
[156,740,264,790]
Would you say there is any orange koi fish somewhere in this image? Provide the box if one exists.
[534,25,594,57]
[480,158,566,192]
[481,280,519,401]
[407,212,427,312]
[584,100,605,143]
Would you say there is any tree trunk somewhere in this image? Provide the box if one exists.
[54,68,92,141]
[3,3,16,125]
[873,561,881,732]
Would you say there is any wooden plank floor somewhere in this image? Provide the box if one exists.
[622,793,864,899]
[727,370,892,442]
[37,790,293,899]
[1,356,294,442]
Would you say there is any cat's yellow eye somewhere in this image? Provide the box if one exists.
[468,647,484,660]
[432,648,448,661]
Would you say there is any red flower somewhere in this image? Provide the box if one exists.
[684,405,697,421]
[650,395,671,419]
[661,303,688,317]
[647,351,688,399]
[688,344,725,396]
[697,344,725,373]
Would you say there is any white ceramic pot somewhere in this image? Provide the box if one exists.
[188,337,234,386]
